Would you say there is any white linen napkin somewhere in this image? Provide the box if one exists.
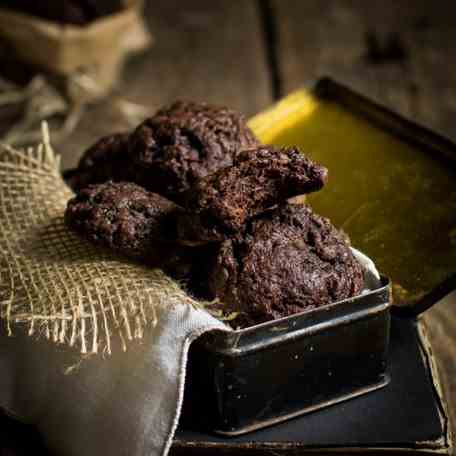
[0,302,226,456]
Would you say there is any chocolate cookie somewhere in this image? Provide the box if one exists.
[178,146,328,243]
[128,101,259,201]
[65,133,130,192]
[65,181,184,266]
[208,204,364,327]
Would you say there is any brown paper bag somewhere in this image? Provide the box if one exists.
[0,1,152,99]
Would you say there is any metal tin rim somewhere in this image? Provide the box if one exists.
[229,276,390,335]
[202,276,391,356]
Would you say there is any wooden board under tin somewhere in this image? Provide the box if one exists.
[172,78,453,454]
[249,78,456,315]
[173,317,449,454]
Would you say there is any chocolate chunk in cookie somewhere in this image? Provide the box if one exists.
[178,145,328,243]
[128,101,259,201]
[208,204,364,327]
[65,133,130,193]
[65,181,184,266]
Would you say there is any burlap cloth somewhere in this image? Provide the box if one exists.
[0,127,379,456]
[0,127,227,455]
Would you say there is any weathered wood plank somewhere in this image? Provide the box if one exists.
[423,292,456,450]
[60,0,272,170]
[273,0,456,136]
[272,1,414,114]
[273,1,456,450]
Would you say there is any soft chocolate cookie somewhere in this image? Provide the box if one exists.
[178,146,328,243]
[65,181,184,266]
[128,101,259,201]
[65,133,130,192]
[208,204,364,327]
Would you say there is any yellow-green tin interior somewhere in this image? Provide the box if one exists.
[249,89,456,306]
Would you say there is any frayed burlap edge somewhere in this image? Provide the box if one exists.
[0,123,206,355]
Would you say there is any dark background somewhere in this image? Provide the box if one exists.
[0,0,455,452]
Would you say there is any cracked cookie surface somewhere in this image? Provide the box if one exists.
[178,145,328,243]
[65,133,131,193]
[208,204,364,326]
[65,181,184,265]
[128,100,259,201]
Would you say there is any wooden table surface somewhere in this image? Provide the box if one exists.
[2,0,456,454]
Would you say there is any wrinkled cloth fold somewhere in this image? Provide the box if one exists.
[0,131,227,455]
[0,304,226,456]
[0,250,378,456]
[0,130,379,456]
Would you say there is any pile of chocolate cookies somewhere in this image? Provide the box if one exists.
[65,101,364,327]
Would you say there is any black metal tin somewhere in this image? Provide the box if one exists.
[182,275,391,436]
[181,76,456,436]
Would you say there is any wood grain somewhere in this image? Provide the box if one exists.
[422,292,456,451]
[272,1,456,451]
[273,0,456,132]
[60,0,272,170]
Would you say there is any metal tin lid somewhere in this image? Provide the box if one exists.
[249,78,456,317]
